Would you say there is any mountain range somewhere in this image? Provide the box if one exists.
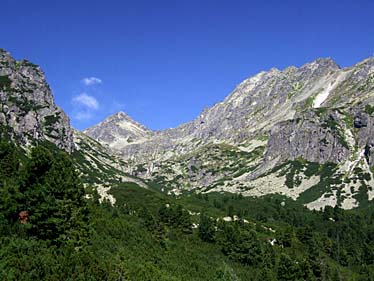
[2,47,374,210]
[85,56,374,210]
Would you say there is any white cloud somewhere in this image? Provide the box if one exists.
[72,93,99,110]
[82,77,102,86]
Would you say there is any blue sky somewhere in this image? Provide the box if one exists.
[1,0,374,130]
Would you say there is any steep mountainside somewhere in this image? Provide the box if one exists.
[0,50,148,202]
[86,57,374,210]
[0,49,74,152]
[72,129,148,205]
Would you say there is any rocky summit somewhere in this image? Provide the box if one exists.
[0,49,74,152]
[83,111,153,151]
[86,57,374,210]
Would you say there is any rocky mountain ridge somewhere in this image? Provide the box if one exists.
[87,57,374,162]
[86,56,374,210]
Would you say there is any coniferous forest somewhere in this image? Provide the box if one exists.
[1,132,374,280]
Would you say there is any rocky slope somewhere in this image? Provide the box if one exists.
[86,57,374,210]
[72,129,148,205]
[83,111,153,150]
[0,49,74,151]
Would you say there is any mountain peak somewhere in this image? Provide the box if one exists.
[104,111,149,129]
[106,111,131,122]
[303,57,340,71]
[117,111,127,118]
[84,111,152,149]
[115,111,130,119]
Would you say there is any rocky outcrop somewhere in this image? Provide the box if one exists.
[0,49,74,152]
[353,108,374,167]
[264,110,351,165]
[264,106,374,166]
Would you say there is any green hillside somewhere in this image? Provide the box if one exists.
[1,131,374,280]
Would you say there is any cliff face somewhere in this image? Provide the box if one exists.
[0,49,74,152]
[265,107,374,166]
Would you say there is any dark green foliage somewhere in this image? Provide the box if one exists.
[220,225,264,266]
[277,253,302,280]
[198,212,216,242]
[365,104,374,115]
[314,107,329,116]
[214,263,240,281]
[0,139,22,227]
[320,115,349,149]
[43,113,61,127]
[298,162,343,204]
[0,75,12,90]
[0,140,20,181]
[0,143,89,245]
[159,204,192,234]
[7,96,45,113]
[2,138,374,279]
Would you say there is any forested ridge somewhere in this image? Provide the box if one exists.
[1,133,374,280]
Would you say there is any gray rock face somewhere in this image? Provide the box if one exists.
[354,110,374,167]
[85,56,374,208]
[83,111,153,150]
[0,49,74,152]
[265,108,374,165]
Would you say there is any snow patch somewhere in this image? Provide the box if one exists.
[312,71,347,108]
[313,83,335,108]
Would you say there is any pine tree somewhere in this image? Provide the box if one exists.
[0,140,22,230]
[174,205,192,234]
[0,140,20,181]
[139,206,156,231]
[18,146,89,244]
[199,212,216,242]
[277,253,302,281]
[235,229,263,266]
